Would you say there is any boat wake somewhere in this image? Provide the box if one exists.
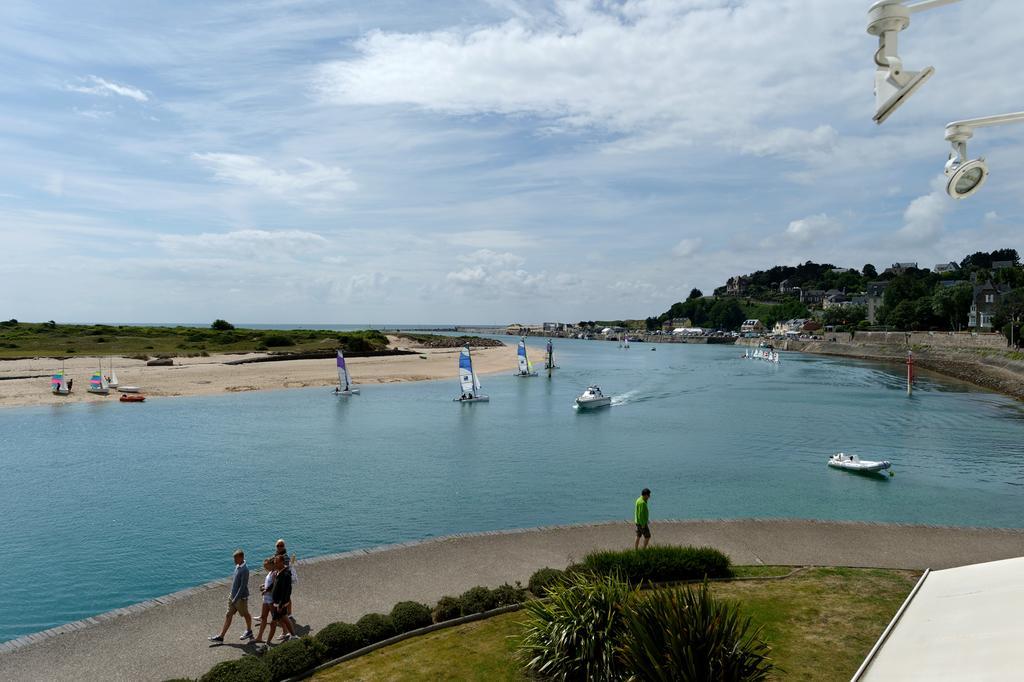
[610,390,640,406]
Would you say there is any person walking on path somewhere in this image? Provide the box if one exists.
[264,553,294,644]
[634,488,652,550]
[208,549,253,643]
[274,539,297,625]
[252,557,276,644]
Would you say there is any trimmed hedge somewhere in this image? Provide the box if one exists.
[432,595,463,622]
[528,567,567,595]
[199,657,271,682]
[580,545,732,584]
[460,585,498,614]
[390,601,433,633]
[315,621,366,658]
[355,613,396,643]
[263,637,326,682]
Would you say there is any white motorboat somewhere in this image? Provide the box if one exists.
[454,345,489,403]
[575,385,612,410]
[828,452,892,474]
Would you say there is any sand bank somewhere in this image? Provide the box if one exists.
[0,336,525,409]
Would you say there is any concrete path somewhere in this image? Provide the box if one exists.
[4,519,1024,681]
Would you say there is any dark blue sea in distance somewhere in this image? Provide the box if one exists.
[3,336,1024,642]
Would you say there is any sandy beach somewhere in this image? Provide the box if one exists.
[0,336,522,409]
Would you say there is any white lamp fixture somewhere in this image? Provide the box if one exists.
[866,0,961,124]
[944,112,1024,199]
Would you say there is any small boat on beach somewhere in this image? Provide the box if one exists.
[107,357,119,389]
[87,369,110,395]
[334,349,360,396]
[455,344,489,403]
[575,385,611,410]
[119,394,145,403]
[514,337,538,377]
[51,361,72,395]
[828,452,892,475]
[117,385,142,393]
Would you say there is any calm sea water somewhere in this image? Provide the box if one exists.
[3,338,1024,641]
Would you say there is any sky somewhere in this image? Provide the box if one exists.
[2,0,1022,325]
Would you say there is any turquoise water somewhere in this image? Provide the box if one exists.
[3,338,1024,641]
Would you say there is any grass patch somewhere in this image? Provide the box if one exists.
[729,565,795,578]
[0,323,389,358]
[313,567,918,682]
[314,610,523,681]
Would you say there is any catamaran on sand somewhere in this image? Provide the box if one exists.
[455,344,488,402]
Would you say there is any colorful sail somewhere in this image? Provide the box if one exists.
[336,350,350,390]
[51,372,63,389]
[459,346,475,395]
[517,338,529,374]
[89,372,105,391]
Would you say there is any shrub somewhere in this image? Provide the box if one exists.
[390,601,433,633]
[355,613,396,643]
[491,582,527,607]
[432,596,463,623]
[199,657,270,682]
[315,621,365,658]
[619,582,774,681]
[262,636,326,682]
[460,586,497,614]
[519,572,635,680]
[581,546,731,584]
[262,334,295,347]
[211,319,235,331]
[528,567,567,595]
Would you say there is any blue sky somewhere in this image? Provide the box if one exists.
[2,0,1022,324]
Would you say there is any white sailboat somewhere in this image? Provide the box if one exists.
[623,335,630,349]
[51,362,71,395]
[514,337,538,377]
[334,349,360,396]
[87,365,110,395]
[455,344,489,402]
[107,357,119,389]
[545,339,557,374]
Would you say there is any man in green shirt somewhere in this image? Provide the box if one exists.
[634,488,651,549]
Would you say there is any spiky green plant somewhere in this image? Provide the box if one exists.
[518,572,635,680]
[618,582,774,682]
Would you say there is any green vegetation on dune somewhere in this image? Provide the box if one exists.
[313,567,917,682]
[0,321,389,359]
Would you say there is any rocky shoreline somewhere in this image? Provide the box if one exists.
[751,337,1024,401]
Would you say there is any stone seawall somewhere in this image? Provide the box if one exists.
[745,334,1024,401]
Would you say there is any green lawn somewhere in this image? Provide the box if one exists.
[314,567,918,681]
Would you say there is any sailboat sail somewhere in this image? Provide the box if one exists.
[89,371,105,392]
[336,350,350,390]
[51,371,65,393]
[517,339,529,374]
[459,346,475,395]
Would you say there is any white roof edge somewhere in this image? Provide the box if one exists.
[851,568,931,681]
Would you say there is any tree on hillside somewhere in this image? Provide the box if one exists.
[687,288,703,301]
[706,299,745,331]
[862,264,878,279]
[211,319,235,331]
[932,282,973,330]
[993,289,1024,347]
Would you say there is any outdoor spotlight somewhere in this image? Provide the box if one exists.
[866,1,950,124]
[944,155,988,200]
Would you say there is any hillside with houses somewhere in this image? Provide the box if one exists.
[646,248,1024,341]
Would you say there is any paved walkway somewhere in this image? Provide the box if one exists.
[3,519,1024,681]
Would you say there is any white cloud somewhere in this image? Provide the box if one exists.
[157,229,329,261]
[192,153,356,202]
[671,238,702,258]
[783,214,843,244]
[67,75,149,102]
[458,248,525,268]
[896,176,950,242]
